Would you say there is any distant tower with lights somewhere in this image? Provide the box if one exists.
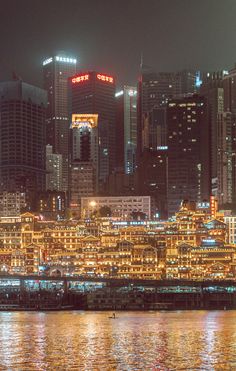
[0,80,47,202]
[69,71,116,188]
[167,95,211,216]
[115,86,137,174]
[69,114,99,216]
[43,53,77,192]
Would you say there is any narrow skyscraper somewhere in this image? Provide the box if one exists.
[115,86,137,174]
[43,54,77,192]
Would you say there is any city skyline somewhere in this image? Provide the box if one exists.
[1,3,236,370]
[1,0,236,88]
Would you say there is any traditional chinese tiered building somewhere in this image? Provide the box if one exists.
[0,200,234,280]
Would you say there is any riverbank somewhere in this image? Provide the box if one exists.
[0,289,235,311]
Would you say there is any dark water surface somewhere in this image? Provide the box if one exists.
[0,310,236,370]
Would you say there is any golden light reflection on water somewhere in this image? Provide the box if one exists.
[0,311,236,370]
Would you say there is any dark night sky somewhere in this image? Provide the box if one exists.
[1,0,236,88]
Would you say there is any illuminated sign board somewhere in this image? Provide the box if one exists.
[71,114,98,129]
[43,56,77,66]
[55,56,77,64]
[43,57,53,66]
[71,73,114,84]
[115,90,124,97]
[157,146,168,150]
[197,202,210,209]
[72,74,89,84]
[97,74,114,83]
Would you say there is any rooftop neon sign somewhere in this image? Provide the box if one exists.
[71,73,114,84]
[71,74,89,84]
[43,56,77,66]
[97,74,114,83]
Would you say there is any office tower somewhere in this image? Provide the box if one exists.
[137,148,168,219]
[71,114,98,165]
[70,162,96,217]
[46,145,63,191]
[0,80,47,199]
[69,71,116,186]
[136,69,176,217]
[137,70,181,159]
[148,107,167,150]
[43,54,77,192]
[115,86,137,174]
[0,192,26,216]
[217,112,233,205]
[232,115,236,205]
[223,66,235,112]
[200,72,225,181]
[69,114,98,215]
[167,95,211,216]
[180,70,197,95]
[35,190,65,220]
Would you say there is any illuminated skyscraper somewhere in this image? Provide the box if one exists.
[69,71,116,187]
[43,54,77,192]
[0,80,47,198]
[137,70,182,158]
[115,86,137,174]
[167,95,211,216]
[217,112,234,205]
[46,145,63,191]
[200,72,225,180]
[69,114,99,216]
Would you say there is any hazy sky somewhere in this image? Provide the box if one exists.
[1,0,236,88]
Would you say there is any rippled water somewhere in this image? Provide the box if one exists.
[0,311,236,370]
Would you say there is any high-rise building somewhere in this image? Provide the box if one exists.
[136,70,175,218]
[167,95,211,216]
[200,72,225,180]
[231,115,236,205]
[35,190,65,220]
[69,71,116,186]
[137,148,168,219]
[180,70,197,95]
[0,192,26,217]
[223,66,235,112]
[115,86,137,174]
[217,112,233,205]
[0,80,47,198]
[43,54,77,192]
[69,114,99,216]
[148,107,167,150]
[137,70,181,157]
[46,145,63,191]
[70,162,96,217]
[70,114,98,166]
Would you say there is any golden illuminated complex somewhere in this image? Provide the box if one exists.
[0,201,235,280]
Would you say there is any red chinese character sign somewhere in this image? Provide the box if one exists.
[71,73,114,84]
[71,74,89,84]
[96,74,114,83]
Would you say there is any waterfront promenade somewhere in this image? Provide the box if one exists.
[0,275,236,310]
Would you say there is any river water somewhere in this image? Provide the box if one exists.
[0,311,235,370]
